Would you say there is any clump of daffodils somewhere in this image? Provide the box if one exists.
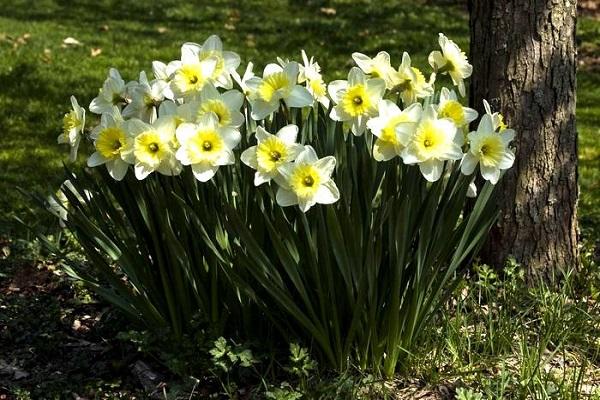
[58,33,515,213]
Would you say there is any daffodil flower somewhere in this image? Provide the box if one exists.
[299,50,329,108]
[87,110,133,181]
[169,42,220,99]
[428,33,472,97]
[58,95,85,162]
[47,180,89,227]
[392,52,434,105]
[89,68,128,115]
[436,87,478,130]
[352,51,396,89]
[246,62,313,120]
[177,83,244,128]
[461,114,515,184]
[175,113,241,182]
[121,117,182,180]
[240,125,304,186]
[231,62,255,96]
[151,60,179,100]
[275,146,340,212]
[483,99,508,131]
[122,71,169,123]
[401,105,464,182]
[367,100,422,162]
[185,36,241,89]
[328,67,386,136]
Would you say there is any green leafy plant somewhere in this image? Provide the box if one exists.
[33,33,511,377]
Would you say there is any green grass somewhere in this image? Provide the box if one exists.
[1,0,596,240]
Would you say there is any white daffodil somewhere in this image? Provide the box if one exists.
[275,146,339,212]
[177,83,244,128]
[231,61,255,96]
[299,50,329,108]
[367,100,422,162]
[483,99,508,131]
[152,60,179,100]
[58,96,85,162]
[392,52,434,105]
[121,117,182,180]
[175,113,241,182]
[122,71,169,123]
[461,114,515,184]
[87,110,133,181]
[176,35,241,91]
[436,87,478,130]
[246,62,313,120]
[169,41,220,99]
[47,180,89,227]
[401,105,463,182]
[329,67,385,136]
[240,125,304,186]
[428,33,472,97]
[89,68,128,114]
[352,51,396,89]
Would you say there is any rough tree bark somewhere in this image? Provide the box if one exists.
[468,0,579,280]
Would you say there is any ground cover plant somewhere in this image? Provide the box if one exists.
[44,28,514,377]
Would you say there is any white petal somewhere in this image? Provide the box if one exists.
[373,140,397,161]
[327,80,348,103]
[135,163,154,180]
[250,99,278,120]
[419,159,444,182]
[366,78,386,100]
[330,105,350,122]
[276,188,298,207]
[202,35,222,51]
[477,114,494,134]
[276,125,299,144]
[351,52,372,72]
[460,153,478,175]
[296,146,318,164]
[254,171,272,186]
[216,149,235,166]
[497,150,515,170]
[181,42,201,64]
[351,117,367,136]
[501,129,515,144]
[298,197,316,212]
[348,67,366,86]
[464,107,479,123]
[222,90,244,111]
[285,85,313,107]
[108,159,129,181]
[480,164,500,184]
[176,123,198,145]
[314,156,336,178]
[87,152,108,167]
[255,126,271,142]
[240,146,258,168]
[263,63,283,77]
[220,128,241,149]
[315,180,340,204]
[192,163,218,182]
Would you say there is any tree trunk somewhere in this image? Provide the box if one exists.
[468,0,579,281]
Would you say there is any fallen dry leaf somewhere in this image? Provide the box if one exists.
[320,7,336,16]
[90,47,102,57]
[63,37,82,46]
[157,26,167,34]
[99,24,109,32]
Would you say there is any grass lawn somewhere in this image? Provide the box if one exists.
[0,0,599,398]
[1,0,597,241]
